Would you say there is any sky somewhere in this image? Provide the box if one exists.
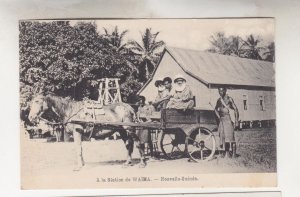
[70,18,274,51]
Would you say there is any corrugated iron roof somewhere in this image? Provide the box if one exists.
[166,46,275,87]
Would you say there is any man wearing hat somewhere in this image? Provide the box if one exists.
[153,79,171,111]
[166,74,194,110]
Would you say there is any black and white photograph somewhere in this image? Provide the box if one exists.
[19,18,276,189]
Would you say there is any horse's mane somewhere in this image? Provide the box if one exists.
[44,95,81,118]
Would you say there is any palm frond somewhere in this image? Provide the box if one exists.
[142,28,152,51]
[149,40,165,53]
[103,27,109,35]
[125,59,139,73]
[151,32,159,45]
[113,26,118,36]
[117,43,127,52]
[127,40,144,52]
[120,30,128,40]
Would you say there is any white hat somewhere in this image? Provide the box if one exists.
[173,74,186,82]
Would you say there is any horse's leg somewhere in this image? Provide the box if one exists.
[73,128,84,171]
[148,130,154,158]
[58,129,62,142]
[125,136,134,166]
[118,130,133,166]
[137,142,146,168]
[55,130,60,142]
[124,133,147,168]
[134,129,147,168]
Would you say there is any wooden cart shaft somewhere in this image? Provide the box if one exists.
[70,109,217,134]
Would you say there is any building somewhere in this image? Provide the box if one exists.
[138,47,276,123]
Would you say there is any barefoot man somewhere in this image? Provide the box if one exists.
[214,87,239,158]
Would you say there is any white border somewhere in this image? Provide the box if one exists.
[1,0,299,196]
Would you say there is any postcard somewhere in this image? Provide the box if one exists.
[20,18,276,189]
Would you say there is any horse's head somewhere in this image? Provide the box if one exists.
[28,94,48,123]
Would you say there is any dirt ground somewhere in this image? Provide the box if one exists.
[20,127,276,189]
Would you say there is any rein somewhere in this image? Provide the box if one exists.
[63,108,84,125]
[36,107,84,126]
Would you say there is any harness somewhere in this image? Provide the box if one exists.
[35,100,136,141]
[35,107,96,140]
[37,107,84,125]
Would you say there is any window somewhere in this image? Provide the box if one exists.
[259,96,265,111]
[243,95,248,110]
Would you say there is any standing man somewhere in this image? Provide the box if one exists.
[214,87,239,158]
[136,96,157,162]
[136,96,155,122]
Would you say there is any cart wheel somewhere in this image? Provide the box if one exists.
[185,127,216,162]
[159,130,186,160]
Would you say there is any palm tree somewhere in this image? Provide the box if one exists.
[126,28,165,81]
[102,26,138,74]
[208,33,247,58]
[263,42,275,62]
[228,36,245,57]
[243,34,263,60]
[103,26,129,53]
[208,32,232,55]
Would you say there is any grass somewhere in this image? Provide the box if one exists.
[233,127,277,172]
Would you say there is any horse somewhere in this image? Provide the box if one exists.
[27,94,147,170]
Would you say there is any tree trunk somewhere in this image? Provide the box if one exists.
[145,61,149,80]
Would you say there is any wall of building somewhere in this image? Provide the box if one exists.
[209,88,276,121]
[140,52,276,121]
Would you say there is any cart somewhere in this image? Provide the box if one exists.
[157,109,217,162]
[71,108,218,162]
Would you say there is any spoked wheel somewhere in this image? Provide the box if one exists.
[159,130,186,160]
[185,127,216,162]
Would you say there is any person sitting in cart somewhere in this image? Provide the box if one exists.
[163,77,173,94]
[152,79,171,111]
[166,74,194,110]
[214,87,239,158]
